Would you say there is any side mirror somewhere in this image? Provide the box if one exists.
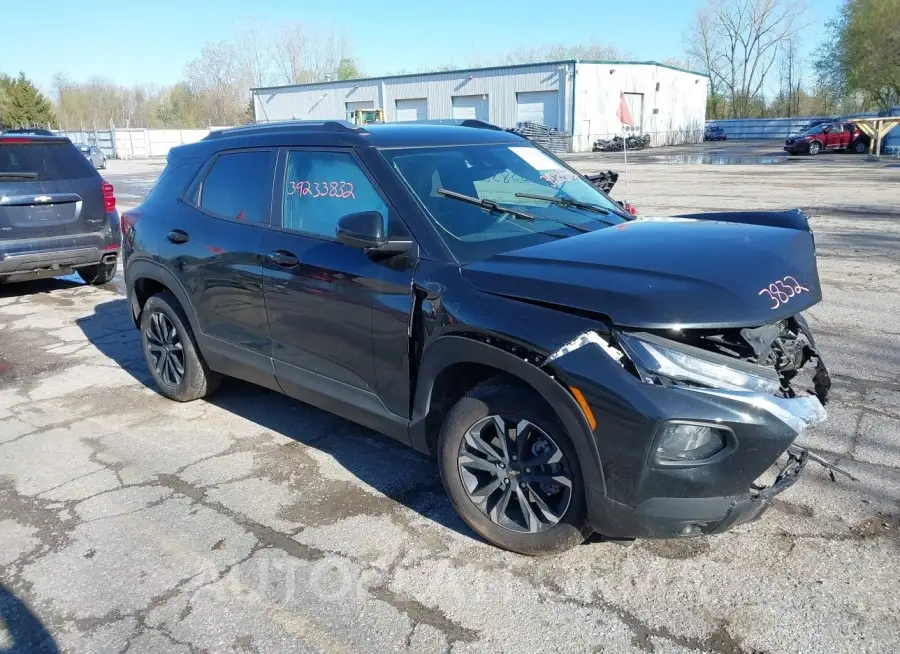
[336,211,386,249]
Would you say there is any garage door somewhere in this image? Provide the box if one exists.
[395,98,427,122]
[345,101,374,113]
[451,95,489,122]
[516,91,559,127]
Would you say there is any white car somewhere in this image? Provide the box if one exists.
[78,144,107,169]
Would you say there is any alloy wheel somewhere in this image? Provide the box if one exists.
[145,312,185,386]
[457,415,573,533]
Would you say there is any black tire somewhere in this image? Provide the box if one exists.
[437,380,590,555]
[77,260,117,285]
[853,139,867,154]
[140,291,221,402]
[808,140,822,155]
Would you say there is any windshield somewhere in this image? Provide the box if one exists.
[384,143,627,261]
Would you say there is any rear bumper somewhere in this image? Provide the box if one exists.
[0,224,120,277]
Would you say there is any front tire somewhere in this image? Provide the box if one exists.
[808,141,822,155]
[140,291,221,402]
[77,260,117,285]
[437,381,590,555]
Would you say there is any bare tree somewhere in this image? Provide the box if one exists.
[234,20,274,88]
[776,34,802,116]
[272,21,350,84]
[498,40,625,66]
[686,0,805,118]
[185,40,251,125]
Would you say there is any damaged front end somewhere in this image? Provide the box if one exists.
[545,314,844,538]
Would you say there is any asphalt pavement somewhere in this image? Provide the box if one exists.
[1,143,898,653]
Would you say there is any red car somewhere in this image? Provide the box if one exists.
[784,122,869,155]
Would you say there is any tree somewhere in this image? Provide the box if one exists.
[156,83,205,128]
[235,20,274,88]
[0,73,54,128]
[497,39,624,65]
[336,58,362,81]
[184,40,251,126]
[272,21,350,84]
[814,0,900,110]
[686,0,806,118]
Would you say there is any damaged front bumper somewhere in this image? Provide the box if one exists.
[544,324,833,539]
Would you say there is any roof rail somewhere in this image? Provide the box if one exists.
[204,120,363,140]
[408,119,503,131]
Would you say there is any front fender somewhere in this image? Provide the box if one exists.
[410,335,607,495]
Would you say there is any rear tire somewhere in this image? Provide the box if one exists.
[808,141,822,155]
[77,260,117,285]
[853,139,867,154]
[437,380,590,555]
[140,291,221,402]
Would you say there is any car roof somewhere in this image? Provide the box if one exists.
[190,120,523,154]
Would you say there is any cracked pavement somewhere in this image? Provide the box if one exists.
[1,151,899,653]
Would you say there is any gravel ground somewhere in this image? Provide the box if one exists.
[1,142,898,653]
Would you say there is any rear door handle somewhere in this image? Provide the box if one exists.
[167,229,189,244]
[267,250,300,267]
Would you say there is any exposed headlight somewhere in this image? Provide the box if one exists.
[655,422,728,463]
[618,332,781,395]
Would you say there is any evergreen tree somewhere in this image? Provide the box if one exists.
[0,73,55,128]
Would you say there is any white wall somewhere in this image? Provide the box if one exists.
[572,63,708,151]
[253,63,575,132]
[112,128,211,158]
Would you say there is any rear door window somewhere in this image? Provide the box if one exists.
[198,150,275,224]
[0,140,98,181]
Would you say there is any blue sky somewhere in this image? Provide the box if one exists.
[1,0,841,93]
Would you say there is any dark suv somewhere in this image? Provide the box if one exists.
[124,120,831,555]
[1,134,120,285]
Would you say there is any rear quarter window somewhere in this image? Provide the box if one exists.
[197,150,274,224]
[0,141,98,181]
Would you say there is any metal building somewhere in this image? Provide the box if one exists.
[251,60,709,152]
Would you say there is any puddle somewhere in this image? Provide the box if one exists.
[58,271,126,295]
[651,154,787,165]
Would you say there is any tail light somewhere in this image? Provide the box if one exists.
[101,181,116,212]
[624,201,638,217]
[0,137,32,143]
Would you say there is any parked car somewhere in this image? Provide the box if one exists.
[124,120,831,555]
[77,144,107,169]
[2,128,55,136]
[784,122,868,155]
[704,125,727,141]
[0,134,120,285]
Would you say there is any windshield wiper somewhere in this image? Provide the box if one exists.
[438,188,592,234]
[0,172,39,180]
[437,188,536,221]
[515,192,613,217]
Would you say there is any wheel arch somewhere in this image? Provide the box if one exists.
[126,259,201,336]
[410,335,607,495]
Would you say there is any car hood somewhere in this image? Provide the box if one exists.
[461,217,822,329]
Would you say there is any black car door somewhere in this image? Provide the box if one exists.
[160,147,278,390]
[262,146,416,440]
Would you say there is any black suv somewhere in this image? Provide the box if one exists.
[124,120,830,555]
[0,134,120,285]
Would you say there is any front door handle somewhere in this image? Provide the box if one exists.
[167,229,189,244]
[267,250,300,268]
